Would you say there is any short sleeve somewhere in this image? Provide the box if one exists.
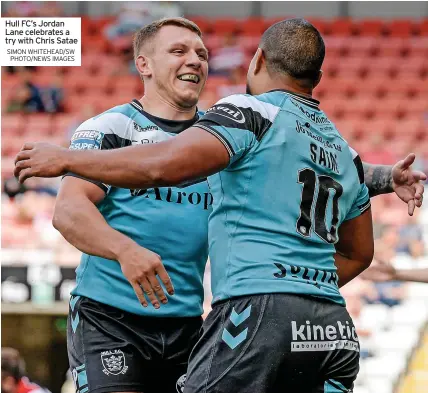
[194,94,280,165]
[65,113,132,192]
[345,148,371,221]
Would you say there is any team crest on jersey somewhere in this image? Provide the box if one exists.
[176,374,186,393]
[101,349,128,375]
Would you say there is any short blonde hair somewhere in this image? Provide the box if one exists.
[133,17,202,61]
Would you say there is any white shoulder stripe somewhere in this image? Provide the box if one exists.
[349,146,359,159]
[216,94,280,123]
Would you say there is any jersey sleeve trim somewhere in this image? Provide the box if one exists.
[193,124,235,158]
[358,198,371,214]
[216,94,281,123]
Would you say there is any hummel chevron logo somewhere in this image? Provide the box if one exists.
[230,305,251,326]
[70,296,80,312]
[71,312,80,333]
[222,305,252,349]
[222,328,248,350]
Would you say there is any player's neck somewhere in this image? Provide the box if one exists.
[267,75,314,99]
[138,93,197,122]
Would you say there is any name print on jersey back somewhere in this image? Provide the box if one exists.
[195,90,370,305]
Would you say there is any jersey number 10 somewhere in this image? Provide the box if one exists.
[296,168,343,244]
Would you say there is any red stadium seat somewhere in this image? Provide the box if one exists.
[91,16,116,33]
[407,37,428,56]
[335,56,366,78]
[190,17,212,35]
[364,57,397,77]
[211,19,239,35]
[23,114,53,137]
[401,98,428,118]
[346,37,378,57]
[320,77,357,97]
[395,56,428,77]
[357,19,386,36]
[372,97,404,119]
[346,98,376,119]
[81,35,110,55]
[111,75,141,96]
[239,18,266,37]
[324,36,348,57]
[237,36,259,53]
[376,38,407,57]
[2,74,19,92]
[53,114,78,135]
[386,19,417,37]
[329,18,357,36]
[333,118,363,139]
[1,114,25,136]
[418,19,428,36]
[320,98,344,119]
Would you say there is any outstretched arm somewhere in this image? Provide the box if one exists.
[362,163,393,197]
[14,127,230,189]
[363,154,426,215]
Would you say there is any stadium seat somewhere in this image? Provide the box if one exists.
[419,19,428,35]
[239,18,265,37]
[329,18,357,36]
[342,97,374,119]
[190,17,212,35]
[23,114,53,137]
[377,37,407,57]
[396,56,428,77]
[324,36,348,57]
[357,19,386,36]
[1,114,25,136]
[346,37,378,57]
[237,36,259,53]
[335,56,366,78]
[111,75,141,96]
[364,57,397,77]
[386,19,417,37]
[407,37,428,56]
[81,35,110,54]
[211,19,239,35]
[53,114,78,134]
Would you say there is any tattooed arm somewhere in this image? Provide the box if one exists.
[363,154,426,216]
[362,163,393,197]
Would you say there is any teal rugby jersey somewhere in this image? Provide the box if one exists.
[67,99,211,317]
[194,90,370,305]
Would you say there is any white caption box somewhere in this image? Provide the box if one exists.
[0,17,81,66]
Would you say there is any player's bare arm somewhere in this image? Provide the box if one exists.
[334,208,374,287]
[362,153,426,215]
[54,177,174,308]
[15,127,231,189]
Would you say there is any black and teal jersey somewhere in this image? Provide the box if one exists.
[67,100,211,317]
[194,90,370,306]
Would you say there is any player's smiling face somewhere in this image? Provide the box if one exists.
[143,25,208,109]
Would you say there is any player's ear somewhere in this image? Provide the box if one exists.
[135,54,152,78]
[313,70,322,89]
[253,48,265,75]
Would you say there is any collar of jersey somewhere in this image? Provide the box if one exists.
[268,89,320,110]
[130,99,200,134]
